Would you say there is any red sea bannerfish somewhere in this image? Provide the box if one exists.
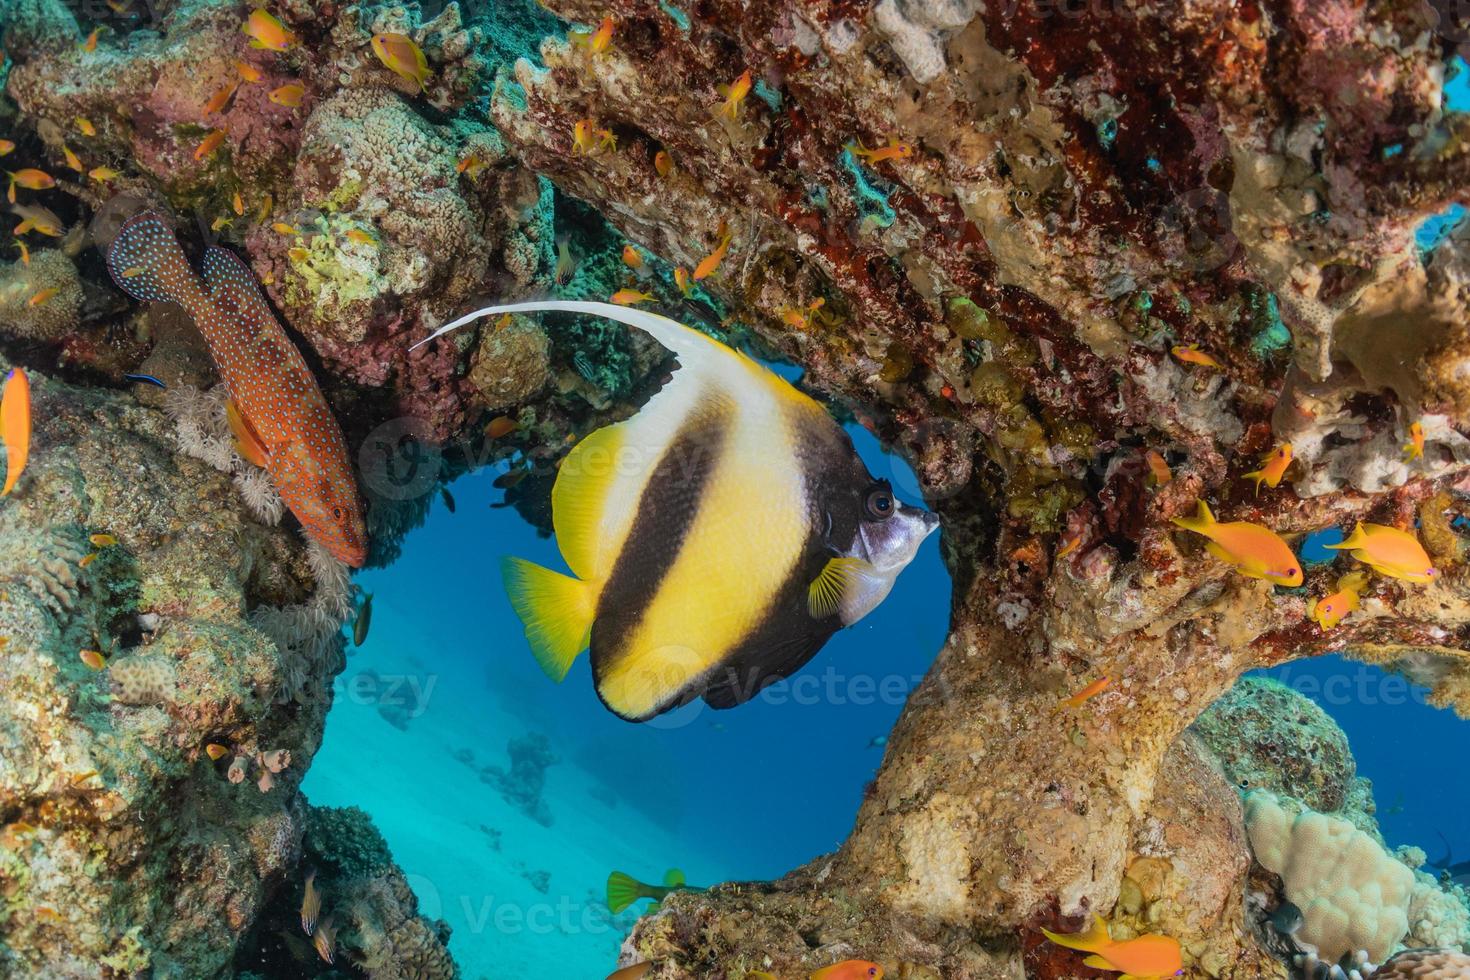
[105,211,367,566]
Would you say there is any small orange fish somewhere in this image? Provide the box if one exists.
[1171,343,1222,369]
[301,870,321,934]
[486,416,518,438]
[104,0,129,12]
[571,16,615,55]
[287,246,310,262]
[596,127,617,153]
[70,769,98,786]
[1244,442,1292,495]
[611,288,654,306]
[810,962,884,980]
[1403,421,1424,462]
[654,150,672,177]
[572,119,599,155]
[0,140,14,157]
[76,118,96,137]
[90,533,117,547]
[120,266,144,278]
[621,245,644,271]
[256,192,273,224]
[61,145,82,173]
[79,553,99,568]
[673,266,692,295]
[34,907,61,923]
[205,743,230,760]
[81,27,105,52]
[344,228,376,246]
[2,370,30,499]
[13,203,64,238]
[242,9,298,51]
[268,83,305,107]
[236,59,264,83]
[1042,916,1182,978]
[7,168,55,204]
[194,130,226,161]
[1170,500,1302,586]
[203,83,239,115]
[1062,676,1111,709]
[79,650,106,670]
[2,370,30,498]
[693,222,732,280]
[847,137,915,165]
[1056,531,1082,560]
[88,166,120,183]
[272,222,300,236]
[1325,522,1438,584]
[14,239,29,265]
[312,915,336,963]
[231,191,245,216]
[456,154,484,177]
[371,33,431,92]
[1310,570,1369,630]
[1144,450,1171,486]
[27,288,57,307]
[716,69,752,121]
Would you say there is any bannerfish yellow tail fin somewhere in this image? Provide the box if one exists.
[662,868,685,887]
[807,556,873,620]
[1041,915,1112,954]
[1324,522,1369,551]
[1170,499,1216,534]
[501,556,594,682]
[605,871,643,914]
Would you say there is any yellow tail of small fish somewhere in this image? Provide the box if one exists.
[501,556,594,683]
[1041,915,1112,953]
[606,871,643,914]
[1325,522,1370,551]
[1170,500,1216,534]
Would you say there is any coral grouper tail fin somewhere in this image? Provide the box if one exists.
[605,871,643,914]
[105,211,206,309]
[501,556,594,683]
[1040,915,1112,953]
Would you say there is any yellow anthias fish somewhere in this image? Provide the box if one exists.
[810,962,884,980]
[1170,500,1302,586]
[203,83,239,115]
[7,168,55,204]
[1404,420,1424,462]
[717,69,752,121]
[81,27,105,52]
[231,191,245,216]
[236,59,264,83]
[61,145,83,173]
[847,137,915,165]
[1061,676,1111,708]
[654,150,673,177]
[28,288,57,307]
[14,240,29,266]
[0,140,14,157]
[610,288,654,306]
[570,16,615,55]
[371,33,432,92]
[1041,916,1183,978]
[1144,449,1171,487]
[88,166,120,183]
[673,266,692,295]
[1244,442,1292,495]
[1171,343,1222,369]
[76,117,97,137]
[622,244,645,271]
[1325,522,1439,584]
[89,533,117,547]
[411,302,938,722]
[572,119,599,155]
[242,8,298,51]
[1310,570,1369,630]
[194,130,226,161]
[268,83,305,107]
[2,368,31,496]
[693,221,732,280]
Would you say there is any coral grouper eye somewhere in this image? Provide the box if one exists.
[332,507,342,520]
[865,487,894,520]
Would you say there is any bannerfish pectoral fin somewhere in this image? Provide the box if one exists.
[501,556,595,682]
[225,398,271,467]
[807,556,874,620]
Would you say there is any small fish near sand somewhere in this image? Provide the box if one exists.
[606,868,697,913]
[412,301,939,722]
[105,211,367,565]
[1041,916,1183,978]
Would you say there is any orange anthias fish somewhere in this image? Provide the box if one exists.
[28,288,57,307]
[810,961,884,980]
[236,59,264,83]
[81,27,105,52]
[194,130,226,161]
[0,140,14,157]
[621,244,644,271]
[62,146,83,173]
[693,221,732,280]
[88,166,120,184]
[717,69,752,121]
[203,83,239,115]
[1144,450,1171,487]
[572,119,599,155]
[242,8,298,51]
[15,240,29,265]
[1244,442,1292,495]
[673,266,692,295]
[372,33,431,92]
[1171,343,1222,369]
[847,137,915,165]
[1404,420,1424,462]
[2,368,31,496]
[1041,916,1182,979]
[1325,522,1438,584]
[300,870,321,934]
[76,117,97,137]
[268,83,305,107]
[106,212,367,565]
[7,169,55,204]
[610,288,654,306]
[1062,676,1111,709]
[571,16,615,55]
[1310,570,1369,630]
[654,150,672,177]
[1170,500,1302,586]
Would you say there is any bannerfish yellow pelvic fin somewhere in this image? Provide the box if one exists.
[412,302,939,721]
[1170,500,1302,586]
[1041,916,1182,978]
[1325,522,1438,583]
[106,211,367,565]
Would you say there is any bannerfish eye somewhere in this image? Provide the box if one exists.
[865,488,894,520]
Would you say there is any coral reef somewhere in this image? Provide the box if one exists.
[480,732,560,827]
[0,249,82,342]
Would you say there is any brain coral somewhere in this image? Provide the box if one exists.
[0,249,82,341]
[108,655,178,705]
[1243,791,1414,962]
